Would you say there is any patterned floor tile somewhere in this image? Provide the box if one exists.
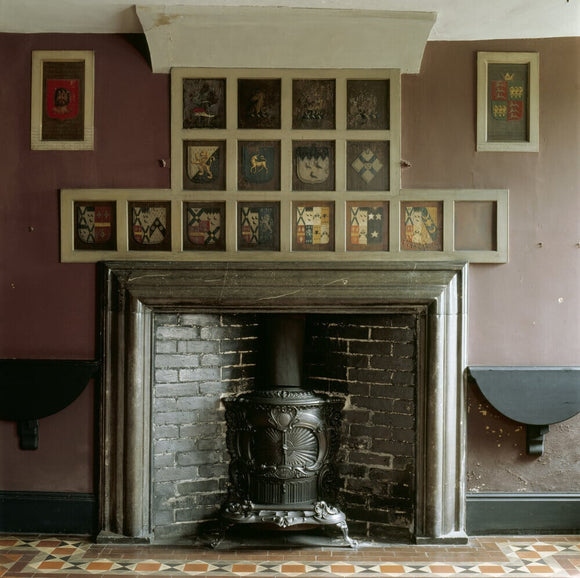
[0,535,578,577]
[78,559,125,573]
[175,561,220,574]
[372,564,407,575]
[224,562,270,575]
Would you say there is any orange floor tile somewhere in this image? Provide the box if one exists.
[0,534,578,577]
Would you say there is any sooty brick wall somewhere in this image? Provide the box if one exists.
[153,313,260,541]
[305,314,417,542]
[152,312,418,543]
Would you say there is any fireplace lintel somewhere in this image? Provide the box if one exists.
[99,261,468,544]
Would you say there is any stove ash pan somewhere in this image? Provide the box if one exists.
[217,387,356,547]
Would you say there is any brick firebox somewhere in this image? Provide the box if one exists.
[152,312,418,542]
[98,262,467,545]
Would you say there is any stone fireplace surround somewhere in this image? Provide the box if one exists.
[98,261,467,544]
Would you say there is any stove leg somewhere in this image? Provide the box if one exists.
[337,520,358,548]
[209,521,231,549]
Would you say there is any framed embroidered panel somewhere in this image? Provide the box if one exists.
[292,79,336,130]
[237,202,280,251]
[183,140,227,190]
[347,141,389,191]
[292,141,336,192]
[400,201,444,252]
[238,78,281,129]
[128,201,172,252]
[477,52,539,152]
[347,79,389,130]
[238,141,281,191]
[183,202,226,251]
[346,201,389,251]
[31,50,94,150]
[74,201,116,251]
[292,202,335,252]
[182,78,226,129]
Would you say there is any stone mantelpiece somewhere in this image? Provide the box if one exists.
[98,261,468,543]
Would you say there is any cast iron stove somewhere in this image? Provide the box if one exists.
[215,316,356,547]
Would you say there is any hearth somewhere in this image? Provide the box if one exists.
[216,315,356,546]
[98,262,468,545]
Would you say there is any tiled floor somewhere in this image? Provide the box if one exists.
[0,534,579,577]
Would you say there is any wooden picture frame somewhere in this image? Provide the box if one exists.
[183,140,227,190]
[292,141,335,191]
[73,201,117,251]
[128,201,172,252]
[237,140,281,191]
[238,78,281,129]
[292,79,336,130]
[477,52,539,152]
[346,201,389,251]
[292,201,335,252]
[238,202,280,251]
[400,200,443,252]
[347,141,390,191]
[31,50,94,150]
[183,201,226,251]
[347,79,389,130]
[182,78,226,129]
[60,188,508,263]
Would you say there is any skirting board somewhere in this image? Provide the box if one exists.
[467,493,580,534]
[2,491,576,536]
[0,491,96,534]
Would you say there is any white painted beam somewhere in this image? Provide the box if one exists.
[136,6,436,74]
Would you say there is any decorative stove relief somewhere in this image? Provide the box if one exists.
[215,315,357,547]
[218,388,356,546]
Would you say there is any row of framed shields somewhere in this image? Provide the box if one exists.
[181,76,390,131]
[182,139,390,192]
[60,189,508,263]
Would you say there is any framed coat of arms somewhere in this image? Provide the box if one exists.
[400,201,443,252]
[292,141,335,191]
[74,201,116,251]
[128,201,172,252]
[182,78,226,129]
[238,141,281,191]
[183,202,226,251]
[31,50,95,150]
[238,202,280,251]
[183,140,226,190]
[477,52,539,152]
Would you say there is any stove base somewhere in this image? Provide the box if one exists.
[212,500,358,548]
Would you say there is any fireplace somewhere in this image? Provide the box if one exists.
[98,261,468,544]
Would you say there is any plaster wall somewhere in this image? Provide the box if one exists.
[401,39,580,492]
[0,34,578,495]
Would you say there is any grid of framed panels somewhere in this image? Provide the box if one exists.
[170,69,400,254]
[59,68,508,263]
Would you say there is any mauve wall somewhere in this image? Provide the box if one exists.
[0,34,578,495]
[402,39,580,492]
[0,34,170,493]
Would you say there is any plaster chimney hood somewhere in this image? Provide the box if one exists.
[135,5,436,74]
